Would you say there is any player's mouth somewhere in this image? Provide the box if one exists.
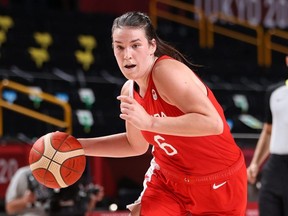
[124,64,136,69]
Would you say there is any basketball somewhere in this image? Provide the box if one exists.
[29,131,86,189]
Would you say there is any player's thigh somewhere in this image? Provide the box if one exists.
[140,174,188,216]
[141,189,187,216]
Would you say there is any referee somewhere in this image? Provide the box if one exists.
[247,55,288,216]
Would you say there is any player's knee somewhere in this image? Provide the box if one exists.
[129,203,141,216]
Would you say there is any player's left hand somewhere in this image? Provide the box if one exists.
[117,95,152,130]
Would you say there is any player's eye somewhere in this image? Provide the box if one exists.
[132,44,140,49]
[116,45,124,50]
[113,44,124,50]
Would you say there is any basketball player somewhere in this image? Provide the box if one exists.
[247,55,288,216]
[78,11,247,215]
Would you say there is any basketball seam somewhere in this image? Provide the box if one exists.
[49,133,84,170]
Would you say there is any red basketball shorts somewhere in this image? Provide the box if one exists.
[128,153,247,216]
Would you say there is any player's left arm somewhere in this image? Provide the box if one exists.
[118,59,223,137]
[154,59,223,136]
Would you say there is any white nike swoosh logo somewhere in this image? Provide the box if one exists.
[213,181,227,189]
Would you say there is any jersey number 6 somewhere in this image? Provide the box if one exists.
[154,135,178,156]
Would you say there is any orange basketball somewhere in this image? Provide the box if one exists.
[29,131,86,189]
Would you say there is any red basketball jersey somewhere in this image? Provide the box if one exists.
[133,55,242,176]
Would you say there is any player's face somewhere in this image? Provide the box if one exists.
[112,27,156,80]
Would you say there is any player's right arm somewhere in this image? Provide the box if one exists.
[79,80,149,158]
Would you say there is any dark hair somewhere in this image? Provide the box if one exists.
[112,11,194,67]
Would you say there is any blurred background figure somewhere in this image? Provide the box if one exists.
[48,181,105,216]
[48,182,85,216]
[85,184,105,212]
[247,55,288,216]
[5,165,51,216]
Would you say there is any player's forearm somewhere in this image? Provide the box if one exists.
[78,132,143,157]
[149,113,223,137]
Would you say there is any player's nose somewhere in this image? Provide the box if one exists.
[124,48,132,59]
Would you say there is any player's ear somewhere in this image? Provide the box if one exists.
[149,38,157,55]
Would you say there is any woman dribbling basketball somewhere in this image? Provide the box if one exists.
[78,11,247,216]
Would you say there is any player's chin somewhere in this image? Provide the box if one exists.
[122,67,137,77]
